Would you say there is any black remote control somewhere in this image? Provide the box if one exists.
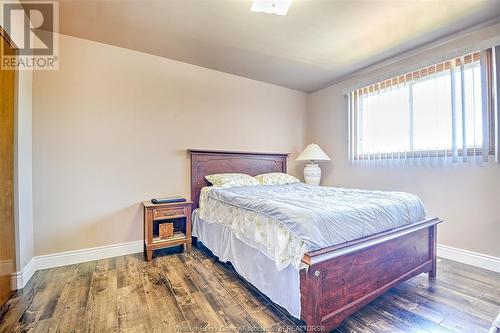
[151,197,186,204]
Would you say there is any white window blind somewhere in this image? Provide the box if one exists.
[348,48,498,165]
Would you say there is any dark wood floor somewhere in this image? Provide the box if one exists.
[0,245,499,333]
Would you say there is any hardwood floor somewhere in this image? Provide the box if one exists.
[0,245,498,333]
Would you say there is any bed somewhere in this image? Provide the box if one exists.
[188,149,442,331]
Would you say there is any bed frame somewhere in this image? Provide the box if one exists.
[188,149,442,331]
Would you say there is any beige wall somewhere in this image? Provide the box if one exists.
[32,34,307,256]
[307,23,500,257]
[32,25,500,258]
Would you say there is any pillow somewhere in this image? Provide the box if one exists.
[254,172,300,185]
[205,173,260,187]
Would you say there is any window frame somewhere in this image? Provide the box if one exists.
[350,49,496,161]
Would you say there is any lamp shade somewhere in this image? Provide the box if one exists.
[296,143,331,161]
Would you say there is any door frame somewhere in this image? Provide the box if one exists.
[0,26,20,297]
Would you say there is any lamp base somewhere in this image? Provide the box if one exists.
[303,163,321,186]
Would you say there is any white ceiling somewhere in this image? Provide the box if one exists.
[51,0,500,92]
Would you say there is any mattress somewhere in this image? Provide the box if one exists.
[192,210,301,318]
[199,183,426,269]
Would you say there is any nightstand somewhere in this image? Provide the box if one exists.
[143,200,193,261]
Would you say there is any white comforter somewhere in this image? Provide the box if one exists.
[199,183,426,270]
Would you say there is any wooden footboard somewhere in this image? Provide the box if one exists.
[300,218,441,331]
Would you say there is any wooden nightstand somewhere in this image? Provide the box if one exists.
[143,200,193,261]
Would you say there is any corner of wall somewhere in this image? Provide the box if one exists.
[13,68,35,275]
[304,93,315,145]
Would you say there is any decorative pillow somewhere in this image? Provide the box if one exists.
[254,172,300,185]
[205,173,260,187]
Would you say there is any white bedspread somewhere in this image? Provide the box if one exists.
[192,210,301,318]
[199,183,426,270]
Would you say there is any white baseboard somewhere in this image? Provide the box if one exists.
[35,240,143,270]
[11,241,499,289]
[437,244,500,273]
[12,258,36,290]
[12,240,143,289]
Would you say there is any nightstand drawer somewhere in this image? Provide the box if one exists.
[153,207,186,220]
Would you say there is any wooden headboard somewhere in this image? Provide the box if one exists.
[188,149,290,209]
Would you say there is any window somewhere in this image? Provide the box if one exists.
[348,49,496,163]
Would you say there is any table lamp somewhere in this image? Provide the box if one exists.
[296,143,331,185]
